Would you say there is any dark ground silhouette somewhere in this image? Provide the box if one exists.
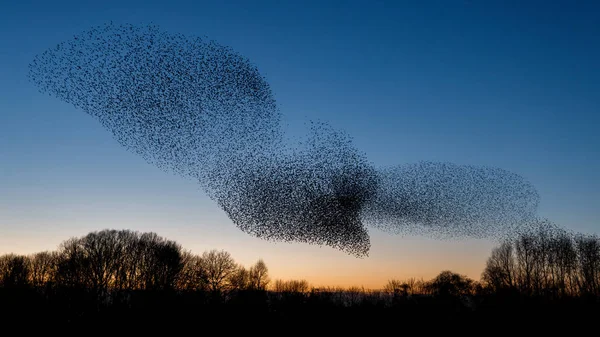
[1,228,600,332]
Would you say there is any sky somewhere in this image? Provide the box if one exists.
[1,0,599,288]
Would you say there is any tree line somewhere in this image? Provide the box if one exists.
[1,225,600,330]
[482,222,600,297]
[381,222,600,299]
[2,225,600,299]
[0,229,270,293]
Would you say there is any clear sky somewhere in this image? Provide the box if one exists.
[1,0,599,288]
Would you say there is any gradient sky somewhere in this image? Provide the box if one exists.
[1,0,599,288]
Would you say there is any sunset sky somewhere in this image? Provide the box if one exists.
[1,0,599,289]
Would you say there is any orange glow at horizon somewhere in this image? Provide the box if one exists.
[0,219,495,290]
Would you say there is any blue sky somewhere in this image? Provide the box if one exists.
[1,0,598,286]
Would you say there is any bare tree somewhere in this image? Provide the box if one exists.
[482,241,516,292]
[248,259,270,290]
[80,230,124,293]
[515,233,536,294]
[425,270,474,297]
[52,230,183,291]
[575,234,600,296]
[483,223,596,297]
[547,230,577,296]
[384,278,426,295]
[28,251,57,287]
[383,279,403,294]
[113,229,142,290]
[273,279,310,293]
[405,277,419,295]
[137,232,183,291]
[55,237,88,288]
[228,265,250,291]
[176,251,207,291]
[201,249,237,292]
[0,254,31,288]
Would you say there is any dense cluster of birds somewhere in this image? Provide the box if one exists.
[363,162,540,240]
[28,23,541,257]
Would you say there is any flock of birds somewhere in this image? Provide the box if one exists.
[29,23,541,257]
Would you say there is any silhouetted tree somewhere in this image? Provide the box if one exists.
[80,230,125,294]
[176,251,207,291]
[575,234,600,296]
[384,277,426,295]
[228,265,250,291]
[201,249,236,292]
[52,229,184,291]
[514,232,536,294]
[136,232,183,291]
[248,259,270,290]
[383,279,403,294]
[482,242,516,292]
[273,279,310,293]
[547,230,578,296]
[426,271,474,297]
[482,221,600,298]
[55,237,87,288]
[0,254,31,288]
[28,251,57,287]
[113,229,142,290]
